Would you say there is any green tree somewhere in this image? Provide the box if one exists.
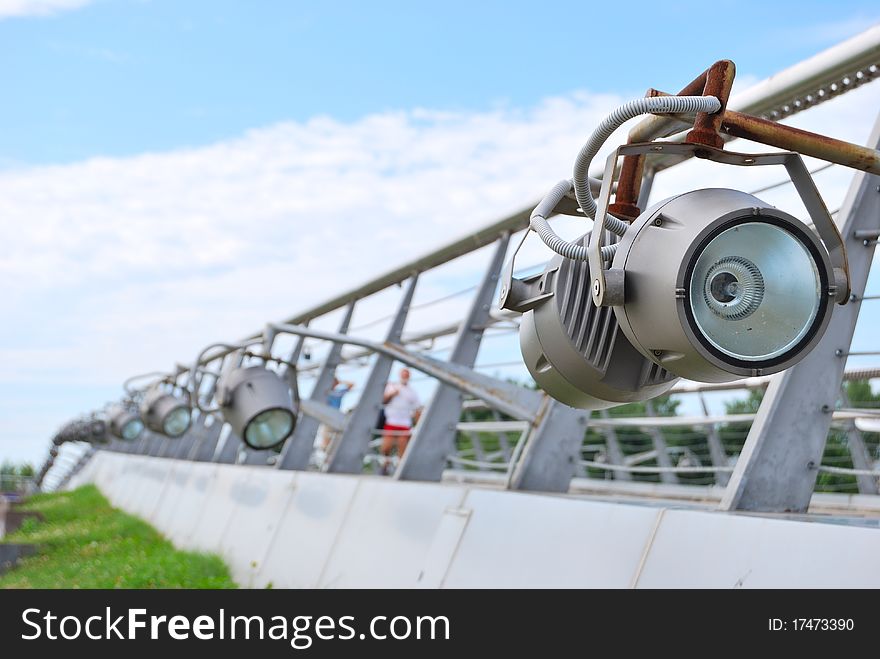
[720,388,763,458]
[0,461,17,492]
[721,381,880,494]
[816,380,880,493]
[0,461,37,493]
[582,395,708,484]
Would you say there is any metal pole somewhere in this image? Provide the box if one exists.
[698,392,730,487]
[274,329,311,468]
[325,276,418,474]
[396,235,510,481]
[171,426,198,460]
[212,351,247,464]
[191,418,225,462]
[132,432,150,456]
[184,353,228,461]
[159,436,180,459]
[839,388,880,495]
[599,409,631,481]
[645,400,678,485]
[490,408,513,461]
[461,410,487,463]
[636,167,655,211]
[213,425,241,464]
[507,399,590,493]
[267,325,542,421]
[147,433,166,457]
[721,112,880,513]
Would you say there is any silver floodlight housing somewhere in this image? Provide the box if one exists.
[190,339,300,451]
[503,142,850,408]
[140,385,192,438]
[216,364,297,450]
[84,416,110,445]
[107,402,145,441]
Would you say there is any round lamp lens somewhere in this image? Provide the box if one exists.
[689,222,821,362]
[162,406,191,437]
[121,418,144,441]
[245,409,294,449]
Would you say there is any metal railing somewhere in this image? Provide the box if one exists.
[40,26,880,514]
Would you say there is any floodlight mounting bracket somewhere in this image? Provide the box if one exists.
[589,142,850,307]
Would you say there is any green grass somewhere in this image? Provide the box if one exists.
[0,485,237,589]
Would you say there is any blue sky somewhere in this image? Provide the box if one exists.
[1,0,880,470]
[3,0,880,165]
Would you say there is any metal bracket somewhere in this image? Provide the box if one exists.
[499,268,559,313]
[499,192,581,314]
[589,141,852,306]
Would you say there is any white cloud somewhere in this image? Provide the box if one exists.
[0,89,626,378]
[2,80,880,467]
[0,0,93,19]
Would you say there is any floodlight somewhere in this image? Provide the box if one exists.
[107,404,145,441]
[140,387,192,438]
[85,418,109,444]
[216,365,296,450]
[610,188,836,382]
[502,97,852,410]
[513,187,841,406]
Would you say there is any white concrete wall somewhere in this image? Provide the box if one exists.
[68,452,880,588]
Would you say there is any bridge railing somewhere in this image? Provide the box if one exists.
[41,27,880,515]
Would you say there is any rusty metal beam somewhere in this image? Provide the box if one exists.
[721,109,880,174]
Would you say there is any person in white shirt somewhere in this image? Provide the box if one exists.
[380,368,422,474]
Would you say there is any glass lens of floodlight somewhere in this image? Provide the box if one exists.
[689,222,821,361]
[121,418,144,441]
[245,409,294,448]
[162,406,191,437]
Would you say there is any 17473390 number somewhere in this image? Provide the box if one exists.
[769,619,854,631]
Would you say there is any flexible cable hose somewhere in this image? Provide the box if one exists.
[531,95,722,261]
[529,180,618,261]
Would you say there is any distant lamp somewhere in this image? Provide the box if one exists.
[107,404,145,441]
[216,365,296,450]
[140,387,192,438]
[86,418,109,445]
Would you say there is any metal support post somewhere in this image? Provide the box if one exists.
[190,418,224,462]
[396,236,510,481]
[159,436,181,459]
[132,433,151,456]
[508,398,590,493]
[599,409,631,481]
[645,400,678,485]
[172,426,198,460]
[490,409,513,461]
[183,354,228,462]
[146,433,166,457]
[214,426,241,464]
[721,113,880,513]
[698,392,730,486]
[840,389,880,495]
[325,276,418,473]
